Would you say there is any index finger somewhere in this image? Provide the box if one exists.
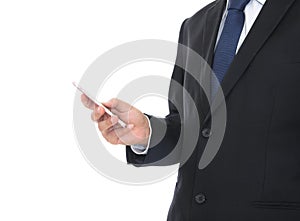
[81,93,96,110]
[103,98,131,113]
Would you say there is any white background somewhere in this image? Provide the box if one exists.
[0,0,213,220]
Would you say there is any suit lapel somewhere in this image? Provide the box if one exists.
[203,0,296,124]
[202,0,227,66]
[198,0,226,119]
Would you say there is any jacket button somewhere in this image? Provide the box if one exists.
[202,128,212,138]
[195,193,206,204]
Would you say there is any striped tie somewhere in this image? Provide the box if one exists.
[211,0,251,97]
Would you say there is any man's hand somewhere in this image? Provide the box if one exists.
[81,94,150,146]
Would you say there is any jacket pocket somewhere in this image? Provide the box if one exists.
[252,201,300,210]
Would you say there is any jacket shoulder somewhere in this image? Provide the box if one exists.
[184,1,218,27]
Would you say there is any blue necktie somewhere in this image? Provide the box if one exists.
[211,0,250,97]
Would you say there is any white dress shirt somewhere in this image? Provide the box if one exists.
[218,0,266,53]
[131,0,266,155]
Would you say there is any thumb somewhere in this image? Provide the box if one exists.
[103,98,131,113]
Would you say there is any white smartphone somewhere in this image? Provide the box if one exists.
[72,81,127,128]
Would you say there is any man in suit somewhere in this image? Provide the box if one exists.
[81,0,300,220]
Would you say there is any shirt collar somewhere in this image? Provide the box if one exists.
[256,0,266,5]
[226,0,266,8]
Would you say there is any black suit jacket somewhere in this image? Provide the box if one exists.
[127,0,300,220]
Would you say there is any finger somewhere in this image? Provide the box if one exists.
[91,110,109,122]
[105,123,130,136]
[104,124,135,145]
[114,129,139,145]
[107,124,122,133]
[113,126,134,139]
[91,106,106,122]
[98,116,118,134]
[104,132,124,145]
[81,94,95,110]
[103,98,132,113]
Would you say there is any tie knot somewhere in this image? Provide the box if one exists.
[228,0,251,11]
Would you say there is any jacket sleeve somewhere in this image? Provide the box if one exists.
[126,19,188,166]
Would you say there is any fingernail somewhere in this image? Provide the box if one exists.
[127,124,134,129]
[97,106,101,112]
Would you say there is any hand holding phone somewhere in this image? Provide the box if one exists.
[73,82,127,128]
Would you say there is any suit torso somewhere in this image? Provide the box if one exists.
[168,0,300,220]
[126,0,300,220]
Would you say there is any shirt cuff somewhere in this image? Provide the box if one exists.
[130,115,152,155]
